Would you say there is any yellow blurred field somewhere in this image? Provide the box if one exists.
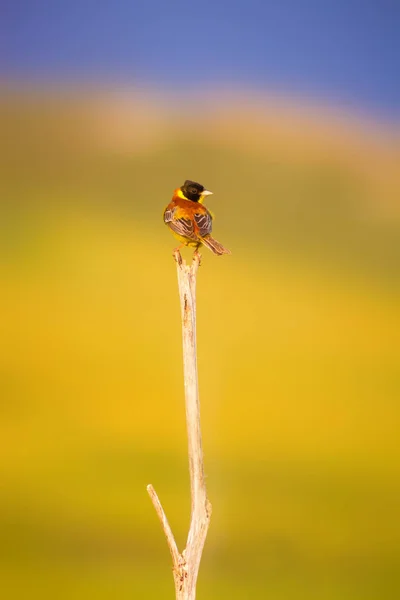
[1,91,399,598]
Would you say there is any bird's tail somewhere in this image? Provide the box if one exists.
[201,235,231,256]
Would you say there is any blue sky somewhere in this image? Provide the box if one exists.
[3,0,400,118]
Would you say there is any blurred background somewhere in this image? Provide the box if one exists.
[1,1,400,598]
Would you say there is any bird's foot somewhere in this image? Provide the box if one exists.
[173,246,183,265]
[193,248,202,267]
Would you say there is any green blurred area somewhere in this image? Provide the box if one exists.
[1,89,400,598]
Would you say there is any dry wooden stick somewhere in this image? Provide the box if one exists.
[147,249,212,599]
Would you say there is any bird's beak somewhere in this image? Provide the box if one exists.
[202,189,213,196]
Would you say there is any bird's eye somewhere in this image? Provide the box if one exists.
[191,188,198,195]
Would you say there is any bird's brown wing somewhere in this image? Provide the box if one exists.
[164,207,197,240]
[194,211,213,237]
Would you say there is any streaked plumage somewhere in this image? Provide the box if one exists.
[163,180,231,256]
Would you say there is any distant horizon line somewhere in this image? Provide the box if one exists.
[1,76,399,132]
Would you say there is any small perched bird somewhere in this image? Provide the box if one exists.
[163,180,231,256]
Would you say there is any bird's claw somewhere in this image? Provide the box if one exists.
[173,248,183,265]
[193,249,202,266]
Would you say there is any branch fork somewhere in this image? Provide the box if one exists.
[147,249,212,600]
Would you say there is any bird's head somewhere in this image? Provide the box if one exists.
[179,180,213,202]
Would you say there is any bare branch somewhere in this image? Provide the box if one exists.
[146,484,180,570]
[147,249,212,599]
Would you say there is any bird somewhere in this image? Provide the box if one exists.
[163,180,231,256]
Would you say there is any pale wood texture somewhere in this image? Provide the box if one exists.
[147,249,212,599]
